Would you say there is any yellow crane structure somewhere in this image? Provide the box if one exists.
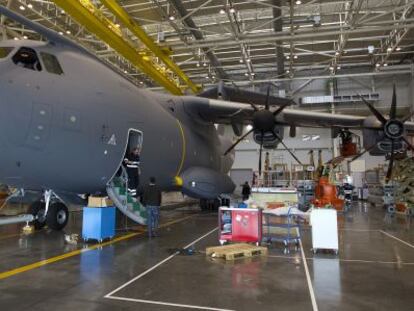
[51,0,200,95]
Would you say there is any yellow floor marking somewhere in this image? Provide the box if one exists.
[0,215,194,280]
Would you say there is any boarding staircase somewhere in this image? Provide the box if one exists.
[106,167,147,225]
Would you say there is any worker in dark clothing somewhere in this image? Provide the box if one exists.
[124,147,140,197]
[242,181,251,201]
[142,177,162,237]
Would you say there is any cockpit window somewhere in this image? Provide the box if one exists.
[0,47,13,58]
[12,47,42,71]
[40,52,64,75]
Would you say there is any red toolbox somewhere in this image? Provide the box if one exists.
[219,207,262,244]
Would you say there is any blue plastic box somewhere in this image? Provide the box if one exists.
[82,207,116,242]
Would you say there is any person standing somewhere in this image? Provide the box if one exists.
[142,177,162,237]
[241,181,251,201]
[124,147,140,196]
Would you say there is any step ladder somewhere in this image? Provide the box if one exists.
[106,168,147,225]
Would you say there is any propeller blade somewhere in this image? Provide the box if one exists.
[350,140,380,162]
[272,130,303,165]
[250,103,259,112]
[265,85,271,110]
[272,102,290,117]
[386,140,395,182]
[258,131,264,176]
[390,84,397,119]
[357,94,387,125]
[402,136,414,151]
[224,128,254,155]
[401,110,414,123]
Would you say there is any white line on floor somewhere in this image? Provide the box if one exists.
[107,296,236,311]
[297,228,319,311]
[105,227,218,298]
[379,230,414,249]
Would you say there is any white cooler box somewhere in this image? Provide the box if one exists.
[310,209,338,254]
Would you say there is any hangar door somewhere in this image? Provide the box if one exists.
[230,169,253,194]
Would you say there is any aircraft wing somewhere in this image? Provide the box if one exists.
[183,96,367,129]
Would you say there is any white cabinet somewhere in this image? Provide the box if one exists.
[310,209,338,254]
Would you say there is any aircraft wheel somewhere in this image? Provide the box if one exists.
[46,202,69,230]
[28,201,46,230]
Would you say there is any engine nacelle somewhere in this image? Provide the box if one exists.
[253,125,284,149]
[362,116,405,154]
[180,166,235,199]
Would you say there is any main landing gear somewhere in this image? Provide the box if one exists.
[28,190,69,231]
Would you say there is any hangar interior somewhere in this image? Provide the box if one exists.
[0,1,414,311]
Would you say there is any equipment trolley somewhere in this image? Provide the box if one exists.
[262,207,301,246]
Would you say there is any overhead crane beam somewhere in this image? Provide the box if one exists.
[99,0,200,94]
[51,0,183,95]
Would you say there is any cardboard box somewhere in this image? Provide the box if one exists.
[88,196,114,207]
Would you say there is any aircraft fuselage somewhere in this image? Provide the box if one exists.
[0,41,231,195]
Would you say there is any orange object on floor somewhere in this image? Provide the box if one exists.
[312,177,344,211]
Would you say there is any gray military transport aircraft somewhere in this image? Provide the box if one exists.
[0,6,413,231]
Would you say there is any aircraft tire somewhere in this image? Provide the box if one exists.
[28,201,46,230]
[46,202,69,230]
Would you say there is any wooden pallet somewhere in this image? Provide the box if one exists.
[206,243,268,261]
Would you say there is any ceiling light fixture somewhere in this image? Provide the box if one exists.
[27,4,33,9]
[19,5,25,10]
[58,31,63,35]
[168,15,175,21]
[384,63,388,67]
[387,47,392,52]
[219,8,226,14]
[14,37,19,40]
[375,63,380,67]
[23,35,28,40]
[396,46,402,51]
[293,55,298,59]
[66,30,71,35]
[286,55,290,59]
[229,7,236,14]
[295,0,302,4]
[244,72,249,76]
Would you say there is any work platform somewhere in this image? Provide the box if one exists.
[0,204,414,311]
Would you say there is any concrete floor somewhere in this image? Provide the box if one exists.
[0,203,413,311]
